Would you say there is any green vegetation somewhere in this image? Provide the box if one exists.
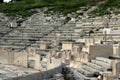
[91,0,120,16]
[0,0,96,17]
[1,0,120,17]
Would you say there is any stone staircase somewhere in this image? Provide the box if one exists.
[0,12,120,52]
[0,12,66,52]
[76,57,112,79]
[75,15,120,43]
[44,20,81,41]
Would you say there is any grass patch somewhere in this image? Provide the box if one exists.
[0,0,96,17]
[91,0,120,16]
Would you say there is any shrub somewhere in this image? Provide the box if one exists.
[1,0,110,17]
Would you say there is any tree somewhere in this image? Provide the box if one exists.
[11,0,22,2]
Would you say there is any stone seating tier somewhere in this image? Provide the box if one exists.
[0,42,30,46]
[95,57,112,64]
[77,68,93,77]
[0,45,26,49]
[82,65,100,73]
[91,60,111,69]
[5,39,30,43]
[76,57,113,79]
[86,62,103,71]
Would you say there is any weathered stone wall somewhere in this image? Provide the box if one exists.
[5,66,62,80]
[0,49,14,64]
[62,42,73,50]
[13,51,28,67]
[89,45,113,59]
[0,48,28,67]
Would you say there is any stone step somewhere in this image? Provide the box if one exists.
[25,24,56,26]
[18,29,53,33]
[86,62,103,71]
[7,40,30,43]
[95,57,112,64]
[91,60,111,69]
[52,31,76,33]
[0,29,11,32]
[4,35,22,37]
[1,37,40,40]
[0,43,30,46]
[0,45,25,48]
[77,68,93,77]
[82,65,100,73]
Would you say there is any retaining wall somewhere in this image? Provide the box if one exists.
[5,66,62,80]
